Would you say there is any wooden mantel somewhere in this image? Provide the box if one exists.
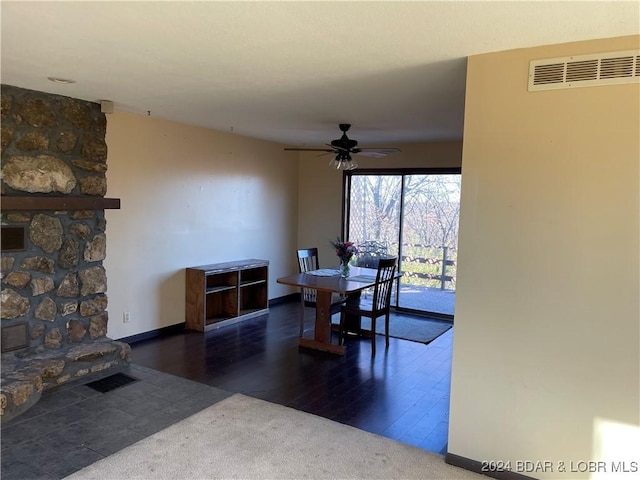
[1,196,121,210]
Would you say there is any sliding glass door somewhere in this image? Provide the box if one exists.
[344,169,461,317]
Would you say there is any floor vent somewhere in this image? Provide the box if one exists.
[86,372,139,393]
[529,50,639,91]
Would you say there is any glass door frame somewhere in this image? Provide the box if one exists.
[341,167,461,320]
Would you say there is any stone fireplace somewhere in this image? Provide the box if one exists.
[0,85,130,423]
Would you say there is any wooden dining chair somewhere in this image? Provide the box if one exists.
[338,256,397,355]
[296,248,345,337]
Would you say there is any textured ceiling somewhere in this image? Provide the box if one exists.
[1,1,638,147]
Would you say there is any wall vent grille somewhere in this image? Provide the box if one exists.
[529,50,639,91]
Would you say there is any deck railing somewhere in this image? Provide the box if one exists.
[400,244,456,290]
[356,241,457,291]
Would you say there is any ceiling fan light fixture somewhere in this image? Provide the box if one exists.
[329,152,358,170]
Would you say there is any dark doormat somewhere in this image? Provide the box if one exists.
[86,372,139,393]
[333,313,452,344]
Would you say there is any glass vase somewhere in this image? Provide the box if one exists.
[339,259,351,278]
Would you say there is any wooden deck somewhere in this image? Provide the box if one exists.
[394,284,456,317]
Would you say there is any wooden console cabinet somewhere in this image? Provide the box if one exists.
[185,259,269,332]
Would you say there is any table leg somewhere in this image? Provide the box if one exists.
[298,290,345,355]
[344,291,362,335]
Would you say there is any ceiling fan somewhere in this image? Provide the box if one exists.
[284,124,401,170]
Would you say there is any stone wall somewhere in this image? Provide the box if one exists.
[0,85,130,423]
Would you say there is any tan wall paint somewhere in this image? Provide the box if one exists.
[449,35,639,477]
[295,141,463,268]
[104,112,462,338]
[104,111,298,340]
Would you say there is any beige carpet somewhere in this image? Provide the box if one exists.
[65,393,483,480]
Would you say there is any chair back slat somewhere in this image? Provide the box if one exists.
[297,248,320,303]
[297,248,319,273]
[302,288,316,302]
[371,257,397,312]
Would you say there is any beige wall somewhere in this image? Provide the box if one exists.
[104,111,299,340]
[449,35,639,478]
[295,141,463,268]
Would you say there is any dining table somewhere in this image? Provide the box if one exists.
[276,266,385,355]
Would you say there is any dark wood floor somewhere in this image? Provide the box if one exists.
[130,300,453,454]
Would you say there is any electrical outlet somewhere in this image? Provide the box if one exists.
[123,312,131,323]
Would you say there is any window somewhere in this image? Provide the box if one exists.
[344,168,461,317]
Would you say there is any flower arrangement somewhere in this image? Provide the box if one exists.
[330,238,358,263]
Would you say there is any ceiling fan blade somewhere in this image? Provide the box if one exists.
[325,143,350,152]
[354,148,402,158]
[284,147,335,152]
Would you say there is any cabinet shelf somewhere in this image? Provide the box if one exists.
[186,259,269,332]
[239,279,266,288]
[206,285,235,294]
